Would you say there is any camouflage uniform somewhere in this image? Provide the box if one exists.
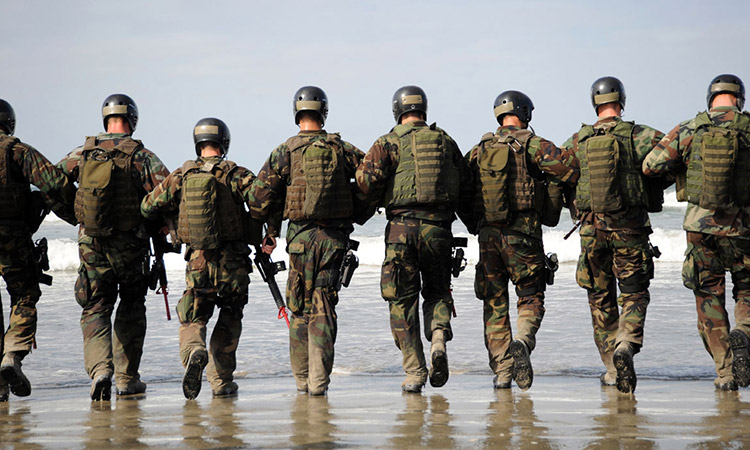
[643,106,750,387]
[248,130,363,395]
[356,120,473,389]
[562,117,663,383]
[57,133,169,393]
[467,126,578,386]
[0,131,75,399]
[141,156,255,394]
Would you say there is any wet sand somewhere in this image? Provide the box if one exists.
[2,374,750,448]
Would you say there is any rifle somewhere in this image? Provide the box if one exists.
[253,236,289,328]
[148,231,181,321]
[449,237,468,318]
[335,239,359,291]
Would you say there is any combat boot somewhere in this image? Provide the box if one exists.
[730,329,750,388]
[600,351,617,387]
[309,386,328,396]
[509,340,533,391]
[212,381,239,398]
[613,342,636,394]
[182,348,208,400]
[0,352,31,397]
[401,375,426,394]
[0,374,8,402]
[429,329,449,388]
[493,374,511,389]
[90,373,112,401]
[116,379,147,396]
[714,375,738,391]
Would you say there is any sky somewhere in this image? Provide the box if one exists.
[2,0,750,172]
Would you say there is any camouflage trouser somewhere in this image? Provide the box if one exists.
[682,232,750,379]
[576,228,652,370]
[380,216,453,384]
[76,237,149,386]
[286,226,347,393]
[474,226,546,381]
[177,245,250,392]
[0,230,41,361]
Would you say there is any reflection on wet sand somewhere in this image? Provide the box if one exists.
[587,388,654,449]
[693,390,750,446]
[0,403,41,450]
[290,393,338,448]
[181,396,246,449]
[388,394,456,449]
[84,399,146,449]
[485,389,553,449]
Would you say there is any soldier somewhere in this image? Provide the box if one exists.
[467,91,578,390]
[356,85,473,393]
[57,94,170,401]
[142,118,255,399]
[643,74,750,391]
[248,86,364,396]
[0,99,75,401]
[562,77,664,394]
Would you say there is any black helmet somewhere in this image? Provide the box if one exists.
[0,99,16,135]
[590,76,626,111]
[493,90,534,124]
[707,74,745,110]
[193,117,231,156]
[293,86,328,126]
[392,85,427,123]
[102,93,138,132]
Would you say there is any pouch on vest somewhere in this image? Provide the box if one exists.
[477,140,510,223]
[412,128,457,204]
[700,128,737,209]
[0,137,30,221]
[182,171,221,249]
[585,134,622,212]
[541,181,563,227]
[77,156,115,236]
[302,141,348,218]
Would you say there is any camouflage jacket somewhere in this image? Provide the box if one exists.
[467,126,579,238]
[356,120,474,225]
[562,116,664,232]
[247,130,363,242]
[643,106,750,237]
[0,131,76,230]
[57,132,170,243]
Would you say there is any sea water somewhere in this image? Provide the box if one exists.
[14,189,727,389]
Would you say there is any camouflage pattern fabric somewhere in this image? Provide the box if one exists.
[75,236,149,385]
[141,155,255,393]
[644,106,750,381]
[474,227,546,382]
[576,228,652,365]
[681,232,750,379]
[380,217,454,384]
[286,226,347,393]
[58,132,169,388]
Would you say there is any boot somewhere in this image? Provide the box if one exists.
[730,329,750,388]
[212,381,239,398]
[714,375,738,391]
[493,374,511,389]
[401,375,425,394]
[182,348,208,400]
[599,350,617,386]
[509,340,533,391]
[116,379,147,396]
[0,352,31,397]
[90,373,112,401]
[309,386,328,396]
[613,342,636,394]
[428,330,449,388]
[0,374,8,402]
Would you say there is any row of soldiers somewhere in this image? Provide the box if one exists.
[0,73,748,403]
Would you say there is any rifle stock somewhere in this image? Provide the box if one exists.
[253,244,289,328]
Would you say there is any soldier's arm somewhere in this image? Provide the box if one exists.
[17,143,77,224]
[55,147,83,180]
[140,170,183,220]
[457,144,481,234]
[531,137,580,186]
[355,136,394,206]
[449,137,475,228]
[136,149,171,193]
[246,145,288,237]
[642,123,688,177]
[633,124,666,162]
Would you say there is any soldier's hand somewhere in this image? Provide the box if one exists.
[262,235,277,255]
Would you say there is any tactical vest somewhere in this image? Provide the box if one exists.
[283,133,354,221]
[473,129,541,224]
[383,123,460,209]
[177,159,246,249]
[575,120,650,213]
[0,135,30,220]
[73,136,143,236]
[678,111,750,209]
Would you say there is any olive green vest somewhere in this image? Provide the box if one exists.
[678,111,750,209]
[73,136,142,236]
[0,135,30,220]
[473,129,541,224]
[575,120,649,213]
[383,123,459,209]
[283,133,354,221]
[177,159,246,249]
